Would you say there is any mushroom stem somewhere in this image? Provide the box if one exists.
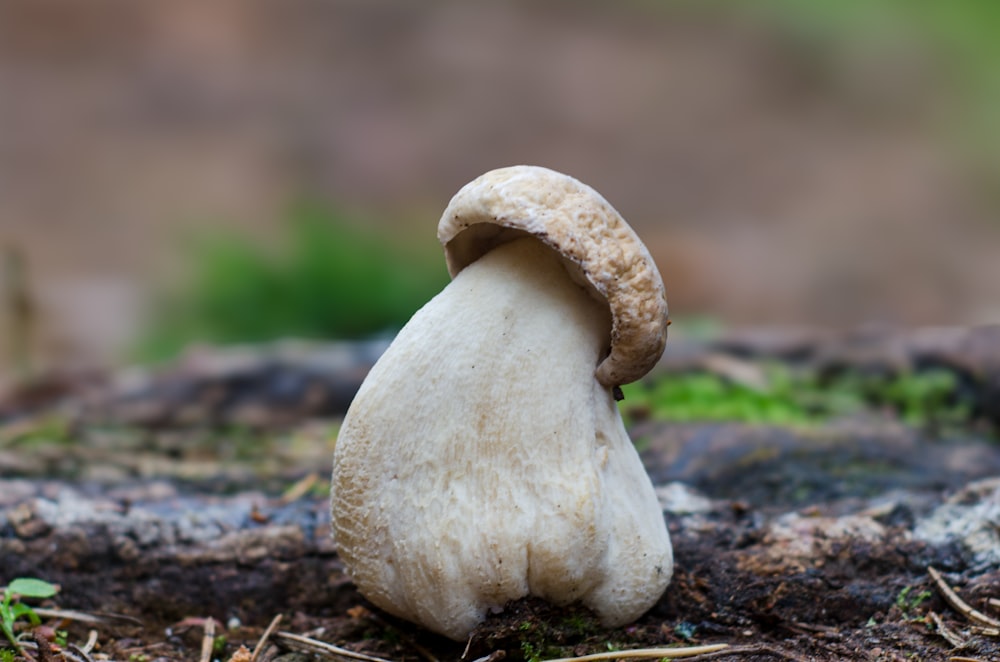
[332,237,671,640]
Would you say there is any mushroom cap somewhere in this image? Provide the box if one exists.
[438,165,669,387]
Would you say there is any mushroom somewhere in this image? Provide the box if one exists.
[331,165,672,641]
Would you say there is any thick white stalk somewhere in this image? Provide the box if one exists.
[331,237,671,640]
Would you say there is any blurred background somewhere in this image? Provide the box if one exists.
[2,0,1000,381]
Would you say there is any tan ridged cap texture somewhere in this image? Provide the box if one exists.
[438,165,668,387]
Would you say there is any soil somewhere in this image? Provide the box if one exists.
[2,327,1000,661]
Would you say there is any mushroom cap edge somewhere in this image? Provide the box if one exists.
[437,165,668,386]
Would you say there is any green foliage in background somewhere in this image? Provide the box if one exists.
[621,366,969,430]
[138,203,448,361]
[824,368,970,429]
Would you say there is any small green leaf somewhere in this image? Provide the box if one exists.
[9,603,39,627]
[6,578,57,600]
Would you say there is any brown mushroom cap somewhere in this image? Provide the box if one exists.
[438,165,668,387]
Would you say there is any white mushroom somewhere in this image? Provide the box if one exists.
[331,165,672,641]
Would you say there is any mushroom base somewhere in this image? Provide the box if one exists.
[331,238,672,640]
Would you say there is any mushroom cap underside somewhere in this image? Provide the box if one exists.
[438,165,668,387]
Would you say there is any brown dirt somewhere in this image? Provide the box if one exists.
[3,424,999,661]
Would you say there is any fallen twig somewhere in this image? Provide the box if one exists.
[280,473,319,504]
[251,614,282,662]
[66,641,96,662]
[13,639,38,661]
[92,610,143,626]
[274,631,396,662]
[60,648,88,662]
[929,611,968,648]
[692,644,807,661]
[55,631,99,662]
[541,643,729,661]
[200,617,216,662]
[788,621,838,635]
[82,630,98,655]
[351,605,437,662]
[32,608,112,626]
[929,567,1000,629]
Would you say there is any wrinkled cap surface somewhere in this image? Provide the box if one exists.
[438,165,669,386]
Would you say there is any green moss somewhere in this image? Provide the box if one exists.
[559,612,598,637]
[520,640,543,662]
[621,365,971,430]
[137,201,448,362]
[895,585,932,622]
[0,416,75,448]
[621,367,822,427]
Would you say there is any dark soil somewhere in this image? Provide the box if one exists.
[2,328,1000,661]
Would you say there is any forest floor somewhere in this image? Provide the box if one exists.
[2,326,999,662]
